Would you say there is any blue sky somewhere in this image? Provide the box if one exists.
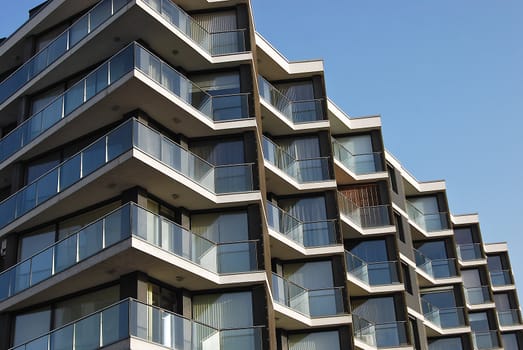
[250,0,523,292]
[1,1,523,292]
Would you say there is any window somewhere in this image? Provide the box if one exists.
[13,308,51,346]
[487,255,503,270]
[192,291,254,349]
[336,134,381,173]
[191,211,253,273]
[428,337,463,350]
[277,135,327,182]
[403,263,413,294]
[502,333,520,350]
[394,212,405,242]
[469,312,490,332]
[409,317,421,349]
[387,165,398,193]
[350,239,397,285]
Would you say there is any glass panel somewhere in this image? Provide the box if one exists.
[89,0,111,30]
[30,246,54,285]
[13,308,51,346]
[78,221,103,260]
[50,324,73,350]
[54,234,77,273]
[74,313,101,350]
[81,139,106,176]
[36,168,59,204]
[59,154,81,190]
[101,301,129,346]
[63,82,85,116]
[288,331,341,350]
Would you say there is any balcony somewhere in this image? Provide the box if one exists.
[0,42,251,169]
[406,201,450,236]
[141,0,247,56]
[265,202,341,257]
[331,138,386,182]
[10,298,263,350]
[352,315,410,349]
[262,136,334,193]
[0,0,133,108]
[271,273,348,328]
[422,300,468,333]
[489,270,514,289]
[497,309,523,327]
[414,249,459,285]
[337,192,393,237]
[457,243,484,263]
[0,203,260,303]
[472,331,500,350]
[464,286,493,307]
[345,251,403,295]
[0,118,255,232]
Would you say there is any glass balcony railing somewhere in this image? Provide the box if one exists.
[406,201,449,232]
[345,251,400,286]
[464,286,492,305]
[0,118,254,230]
[262,136,331,182]
[0,0,130,106]
[422,300,466,329]
[331,139,384,175]
[0,203,259,302]
[337,192,391,229]
[497,309,522,326]
[490,270,513,286]
[265,201,337,248]
[457,243,484,261]
[472,331,500,350]
[271,273,344,318]
[10,298,263,350]
[141,0,247,56]
[0,42,250,165]
[414,249,457,279]
[258,76,323,123]
[352,315,409,348]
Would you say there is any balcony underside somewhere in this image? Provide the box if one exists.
[268,229,344,260]
[422,321,471,338]
[259,99,329,136]
[0,236,266,312]
[0,149,261,237]
[272,303,351,330]
[263,162,336,196]
[346,274,404,297]
[333,159,388,185]
[340,215,396,239]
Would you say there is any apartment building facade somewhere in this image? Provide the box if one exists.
[0,1,521,349]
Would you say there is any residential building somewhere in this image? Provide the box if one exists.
[0,1,521,349]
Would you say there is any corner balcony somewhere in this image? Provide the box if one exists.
[331,138,387,183]
[421,300,469,336]
[0,42,254,173]
[497,309,523,331]
[10,298,264,350]
[265,202,342,258]
[353,315,412,350]
[405,202,452,238]
[0,203,263,311]
[0,0,131,109]
[271,273,349,329]
[337,192,395,238]
[414,249,461,286]
[0,118,258,238]
[472,331,501,350]
[463,286,495,310]
[0,0,251,110]
[345,251,404,296]
[262,136,336,194]
[457,243,486,266]
[257,76,329,134]
[141,0,247,56]
[489,270,515,291]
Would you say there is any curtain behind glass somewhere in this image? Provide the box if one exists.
[288,331,340,350]
[279,196,327,246]
[274,82,314,102]
[428,337,463,350]
[352,296,396,324]
[192,292,253,328]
